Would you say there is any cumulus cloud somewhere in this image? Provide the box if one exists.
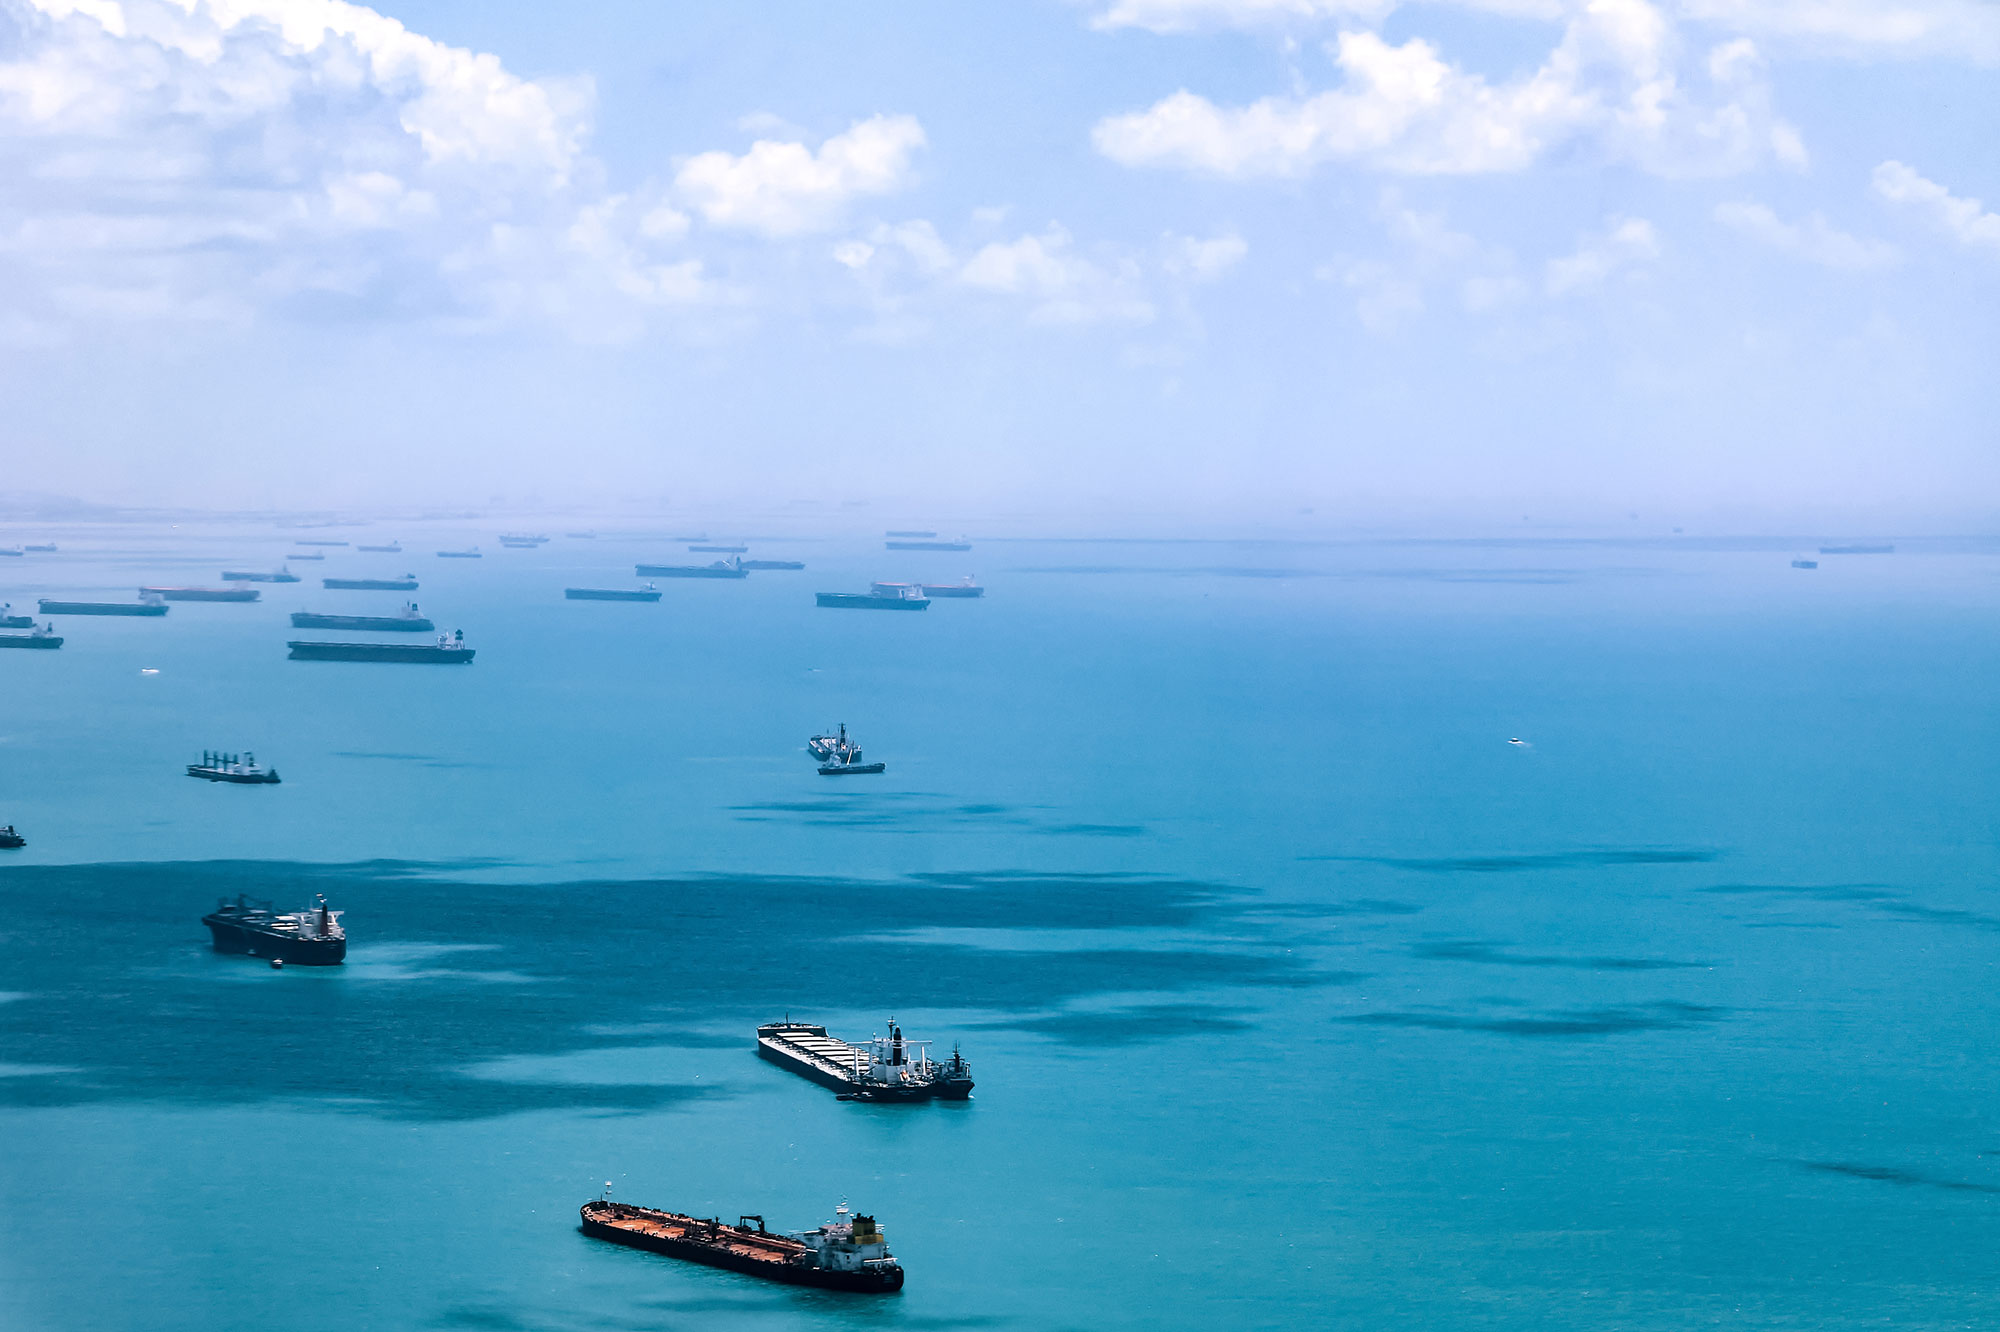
[959,224,1156,324]
[1318,190,1520,329]
[1871,160,2000,253]
[1714,201,1900,268]
[1546,216,1660,293]
[1092,1,1805,178]
[1162,231,1248,279]
[673,115,926,237]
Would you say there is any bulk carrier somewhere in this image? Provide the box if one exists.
[288,630,474,663]
[290,604,434,632]
[757,1020,972,1101]
[202,894,345,965]
[579,1196,904,1293]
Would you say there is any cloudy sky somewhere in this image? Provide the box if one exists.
[0,0,1994,525]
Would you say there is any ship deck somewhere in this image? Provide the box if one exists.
[585,1205,804,1264]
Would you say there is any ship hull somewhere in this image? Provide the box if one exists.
[815,594,927,610]
[637,565,747,579]
[324,579,418,590]
[0,616,31,628]
[38,601,167,616]
[290,614,435,631]
[355,546,401,553]
[0,635,60,649]
[142,588,261,602]
[819,763,886,775]
[187,768,280,784]
[287,641,474,663]
[202,916,346,965]
[578,1215,903,1293]
[741,561,804,571]
[920,587,983,598]
[565,589,662,601]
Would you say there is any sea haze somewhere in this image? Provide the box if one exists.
[2,526,1998,1330]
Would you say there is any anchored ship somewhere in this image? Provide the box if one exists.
[920,576,983,598]
[498,534,549,548]
[757,1020,972,1101]
[579,1195,904,1293]
[437,548,482,559]
[291,603,434,632]
[288,630,475,663]
[807,723,859,763]
[222,568,300,583]
[885,538,970,551]
[355,542,402,553]
[566,586,661,601]
[187,750,280,784]
[140,586,260,602]
[324,575,418,590]
[1791,559,1818,569]
[24,543,56,552]
[0,624,61,649]
[39,594,167,616]
[286,551,326,561]
[202,894,345,965]
[1,604,31,628]
[637,559,748,579]
[816,586,928,610]
[0,824,22,848]
[741,559,805,571]
[295,540,348,547]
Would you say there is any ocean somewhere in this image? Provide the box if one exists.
[2,525,1997,1330]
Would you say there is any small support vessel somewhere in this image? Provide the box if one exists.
[579,1195,904,1293]
[221,568,300,583]
[566,586,662,601]
[0,624,62,649]
[38,594,167,616]
[290,603,434,632]
[324,575,418,590]
[288,630,475,663]
[0,825,24,849]
[758,1019,973,1101]
[637,559,748,579]
[141,586,261,602]
[202,894,345,964]
[187,750,281,784]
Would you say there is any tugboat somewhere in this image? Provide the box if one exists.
[0,825,24,849]
[38,593,168,616]
[579,1192,904,1293]
[815,586,928,611]
[1,603,33,628]
[290,603,435,632]
[202,894,345,964]
[324,575,418,590]
[221,568,300,583]
[636,558,748,579]
[0,623,62,649]
[288,630,475,663]
[186,750,281,784]
[758,1019,973,1101]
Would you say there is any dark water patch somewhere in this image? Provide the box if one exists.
[1313,849,1720,873]
[1703,882,2000,932]
[428,1306,535,1331]
[971,1002,1259,1046]
[0,861,1315,1118]
[1412,940,1704,971]
[1799,1160,2000,1196]
[1342,1000,1723,1038]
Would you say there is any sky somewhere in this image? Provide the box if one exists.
[0,0,1994,528]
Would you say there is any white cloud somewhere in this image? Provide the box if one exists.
[1162,231,1248,279]
[959,224,1156,324]
[1714,201,1900,268]
[1093,2,1802,178]
[1871,160,2000,253]
[1318,190,1519,329]
[1546,215,1660,293]
[673,115,926,237]
[1092,0,1396,32]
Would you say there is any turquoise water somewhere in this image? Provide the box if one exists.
[3,527,1998,1329]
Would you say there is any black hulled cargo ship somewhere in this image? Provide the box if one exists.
[203,894,345,964]
[816,587,927,610]
[0,824,23,848]
[757,1020,972,1101]
[0,604,30,628]
[291,603,434,631]
[579,1198,904,1293]
[39,595,167,616]
[288,630,474,663]
[565,586,661,601]
[0,625,61,649]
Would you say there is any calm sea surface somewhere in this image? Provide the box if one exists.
[2,526,1997,1330]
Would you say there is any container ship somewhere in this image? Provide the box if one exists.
[39,595,167,616]
[0,625,61,649]
[140,586,261,602]
[637,559,747,579]
[816,587,928,610]
[202,893,345,965]
[579,1197,903,1293]
[499,534,549,548]
[566,586,661,601]
[222,569,300,583]
[186,750,280,784]
[291,604,434,632]
[325,575,418,590]
[288,631,474,663]
[757,1020,972,1101]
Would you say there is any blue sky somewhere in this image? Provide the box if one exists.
[0,0,1993,527]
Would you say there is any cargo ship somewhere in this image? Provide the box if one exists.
[1819,544,1894,555]
[0,547,20,556]
[0,604,31,628]
[0,625,61,649]
[288,630,474,663]
[579,1196,903,1293]
[187,750,280,784]
[39,595,167,616]
[920,577,983,598]
[499,534,548,548]
[325,575,418,590]
[24,543,57,552]
[295,540,348,547]
[285,551,326,560]
[140,586,261,602]
[885,538,970,551]
[291,603,434,632]
[222,568,300,583]
[807,723,858,763]
[1791,559,1817,570]
[0,824,23,848]
[741,559,805,571]
[202,893,345,964]
[757,1020,972,1101]
[437,548,482,559]
[816,587,927,610]
[637,559,747,579]
[566,586,661,601]
[356,542,401,553]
